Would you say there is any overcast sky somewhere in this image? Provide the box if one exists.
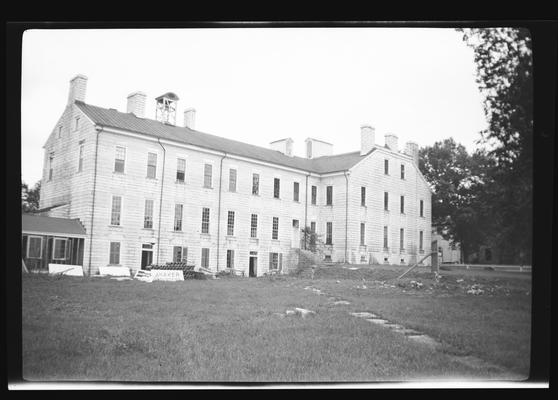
[21,27,488,185]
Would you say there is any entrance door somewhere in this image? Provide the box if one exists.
[141,244,153,270]
[249,252,257,277]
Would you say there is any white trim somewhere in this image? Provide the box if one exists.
[26,235,43,259]
[52,237,68,260]
[22,230,86,239]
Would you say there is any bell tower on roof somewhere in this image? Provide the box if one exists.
[155,92,179,125]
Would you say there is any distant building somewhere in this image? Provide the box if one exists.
[37,74,432,276]
[431,228,462,264]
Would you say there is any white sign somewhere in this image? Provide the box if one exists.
[150,269,184,281]
[99,266,130,277]
[48,264,84,277]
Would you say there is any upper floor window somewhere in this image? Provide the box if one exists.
[229,169,237,192]
[419,230,424,252]
[114,146,126,173]
[201,207,210,234]
[176,158,186,183]
[384,192,389,211]
[326,186,333,206]
[273,178,280,199]
[401,164,405,179]
[383,226,389,249]
[144,199,154,229]
[48,152,54,181]
[110,196,122,226]
[252,173,260,195]
[420,200,424,217]
[311,185,317,205]
[293,182,299,202]
[77,144,84,172]
[204,164,213,188]
[227,211,235,236]
[147,152,157,179]
[360,223,366,246]
[58,126,63,138]
[384,159,389,175]
[400,195,405,214]
[174,203,183,231]
[361,187,366,206]
[250,214,258,238]
[272,217,279,240]
[74,117,80,131]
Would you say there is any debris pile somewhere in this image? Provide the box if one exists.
[466,283,485,295]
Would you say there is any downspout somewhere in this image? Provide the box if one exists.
[156,138,166,265]
[344,171,349,263]
[215,152,227,271]
[304,173,310,250]
[87,126,103,276]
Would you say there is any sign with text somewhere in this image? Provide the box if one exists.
[150,269,184,281]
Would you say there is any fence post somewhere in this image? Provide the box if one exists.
[431,240,439,274]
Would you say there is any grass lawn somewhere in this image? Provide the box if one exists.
[21,266,531,383]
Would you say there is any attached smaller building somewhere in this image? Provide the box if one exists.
[21,214,86,271]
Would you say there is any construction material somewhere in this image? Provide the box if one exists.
[396,252,435,280]
[98,266,130,277]
[48,263,84,277]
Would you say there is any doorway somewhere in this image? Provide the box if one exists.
[249,251,257,277]
[141,243,153,270]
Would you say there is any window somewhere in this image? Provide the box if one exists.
[176,158,186,183]
[74,116,80,131]
[326,186,333,205]
[273,178,280,199]
[384,159,389,175]
[147,152,157,178]
[201,248,210,268]
[48,153,54,181]
[420,200,424,217]
[384,192,389,211]
[227,211,235,236]
[78,144,84,172]
[58,126,62,138]
[250,214,258,238]
[227,250,235,269]
[204,164,212,188]
[114,146,126,173]
[401,164,405,179]
[361,187,366,206]
[174,204,183,231]
[310,221,316,246]
[293,181,299,202]
[173,246,188,262]
[109,242,120,265]
[252,173,260,195]
[383,226,389,249]
[360,223,366,246]
[269,252,282,270]
[144,199,154,229]
[201,208,210,234]
[229,168,237,192]
[419,231,424,252]
[326,222,333,245]
[272,217,279,240]
[400,195,405,214]
[110,196,122,225]
[311,186,317,205]
[400,228,405,251]
[27,236,42,259]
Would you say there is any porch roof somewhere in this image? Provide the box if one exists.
[22,214,86,238]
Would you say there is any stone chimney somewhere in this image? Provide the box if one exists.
[270,138,294,157]
[360,124,375,155]
[67,74,88,105]
[126,92,147,117]
[184,108,196,129]
[385,133,398,152]
[404,141,419,165]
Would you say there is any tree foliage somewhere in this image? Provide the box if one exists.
[22,180,41,213]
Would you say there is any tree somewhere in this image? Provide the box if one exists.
[457,27,533,263]
[22,180,41,212]
[419,138,494,262]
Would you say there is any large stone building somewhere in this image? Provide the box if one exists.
[38,74,432,276]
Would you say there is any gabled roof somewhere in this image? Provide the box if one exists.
[22,214,86,237]
[75,101,369,174]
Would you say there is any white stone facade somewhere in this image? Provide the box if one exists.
[39,76,432,276]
